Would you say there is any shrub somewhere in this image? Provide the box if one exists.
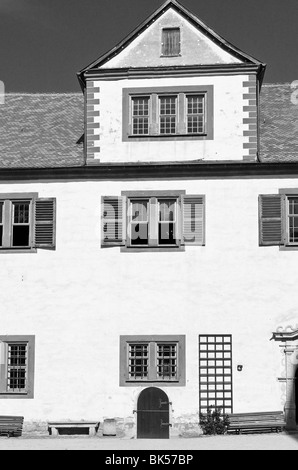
[199,407,230,435]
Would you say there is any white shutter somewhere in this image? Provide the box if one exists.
[181,195,205,246]
[101,196,126,246]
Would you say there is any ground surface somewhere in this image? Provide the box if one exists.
[0,432,297,450]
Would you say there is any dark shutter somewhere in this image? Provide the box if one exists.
[101,196,126,246]
[34,198,56,249]
[162,28,180,56]
[259,194,283,246]
[181,195,205,246]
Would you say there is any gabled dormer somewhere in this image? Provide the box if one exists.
[78,0,266,166]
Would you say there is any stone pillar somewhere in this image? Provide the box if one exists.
[103,418,116,436]
[284,345,297,430]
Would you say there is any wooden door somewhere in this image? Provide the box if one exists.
[137,387,170,439]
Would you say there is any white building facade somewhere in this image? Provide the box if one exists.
[0,0,297,438]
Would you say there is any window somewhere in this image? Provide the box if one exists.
[161,27,181,56]
[128,196,178,248]
[259,190,298,248]
[0,194,56,251]
[287,197,298,244]
[187,95,205,134]
[101,191,206,251]
[199,335,233,415]
[0,336,35,398]
[132,97,149,135]
[120,335,185,386]
[123,86,213,141]
[159,96,177,134]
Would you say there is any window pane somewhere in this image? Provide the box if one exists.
[187,95,204,114]
[12,226,30,247]
[288,197,298,215]
[157,344,177,379]
[12,201,30,247]
[158,223,176,245]
[128,344,148,379]
[159,200,175,222]
[160,97,176,115]
[158,199,176,245]
[131,200,148,222]
[132,97,149,117]
[13,202,30,224]
[162,28,180,56]
[130,200,149,246]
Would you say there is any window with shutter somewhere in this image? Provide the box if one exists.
[0,194,56,252]
[0,336,35,399]
[161,28,181,56]
[103,191,206,251]
[120,335,185,386]
[259,190,298,248]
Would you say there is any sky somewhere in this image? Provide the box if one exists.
[0,0,297,92]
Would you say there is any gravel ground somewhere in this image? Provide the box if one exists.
[0,432,297,450]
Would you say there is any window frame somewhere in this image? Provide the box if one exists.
[0,335,35,399]
[121,190,185,252]
[120,335,186,386]
[122,86,214,141]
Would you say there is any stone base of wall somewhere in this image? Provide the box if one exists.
[23,421,49,436]
[22,414,203,438]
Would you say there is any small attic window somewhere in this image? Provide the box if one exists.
[161,28,180,56]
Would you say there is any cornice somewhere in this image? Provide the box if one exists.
[1,161,298,181]
[84,64,260,81]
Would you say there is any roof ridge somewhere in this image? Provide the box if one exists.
[262,82,292,87]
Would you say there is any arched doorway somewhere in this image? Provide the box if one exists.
[137,387,170,439]
[295,368,298,424]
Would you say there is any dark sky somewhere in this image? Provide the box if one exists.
[0,0,297,92]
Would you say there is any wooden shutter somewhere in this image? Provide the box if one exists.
[162,28,180,56]
[101,196,126,246]
[34,198,56,249]
[181,195,205,246]
[259,194,283,246]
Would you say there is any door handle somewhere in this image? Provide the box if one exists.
[159,399,172,408]
[160,420,172,427]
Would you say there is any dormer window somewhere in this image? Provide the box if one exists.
[161,28,180,56]
[123,85,214,141]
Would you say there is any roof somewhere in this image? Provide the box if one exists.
[0,93,84,168]
[78,0,265,86]
[260,83,298,163]
[0,83,297,169]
